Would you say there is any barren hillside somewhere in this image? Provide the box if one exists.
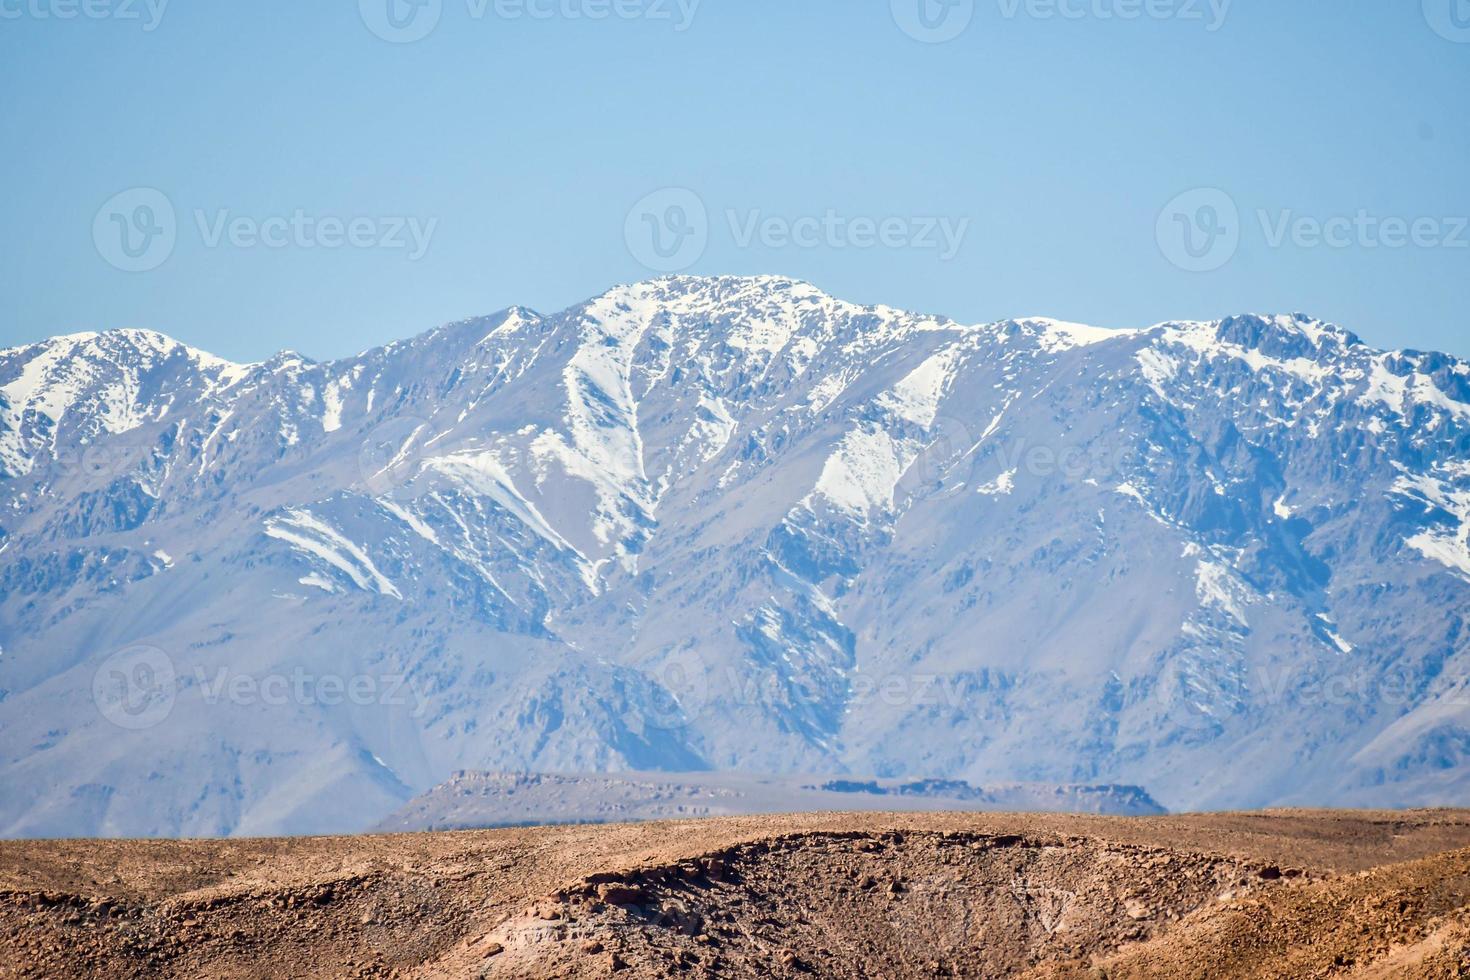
[4,809,1470,978]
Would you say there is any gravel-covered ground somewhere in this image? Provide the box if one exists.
[3,809,1469,978]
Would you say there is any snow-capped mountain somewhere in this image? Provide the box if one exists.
[1,276,1467,837]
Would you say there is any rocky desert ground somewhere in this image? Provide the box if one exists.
[4,809,1470,978]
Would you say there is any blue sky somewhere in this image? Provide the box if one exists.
[2,0,1467,362]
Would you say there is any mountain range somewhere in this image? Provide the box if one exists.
[1,275,1466,838]
[374,771,1166,833]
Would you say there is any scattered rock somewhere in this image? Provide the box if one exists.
[1124,900,1153,920]
[596,884,645,907]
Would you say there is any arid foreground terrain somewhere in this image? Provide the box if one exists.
[4,810,1470,978]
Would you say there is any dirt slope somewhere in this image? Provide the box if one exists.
[3,809,1469,978]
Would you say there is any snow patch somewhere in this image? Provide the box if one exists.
[1358,356,1470,422]
[1194,559,1251,627]
[1390,468,1470,582]
[1135,348,1178,400]
[264,509,402,600]
[1016,318,1139,353]
[1316,614,1355,654]
[298,573,341,595]
[976,468,1016,497]
[877,345,964,428]
[807,426,921,517]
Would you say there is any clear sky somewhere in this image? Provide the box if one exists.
[2,0,1467,362]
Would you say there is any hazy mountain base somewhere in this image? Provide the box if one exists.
[1,276,1468,837]
[374,771,1167,832]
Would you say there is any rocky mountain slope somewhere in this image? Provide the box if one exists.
[1,275,1467,837]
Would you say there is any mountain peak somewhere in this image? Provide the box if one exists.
[1005,317,1142,352]
[588,274,833,313]
[2,279,1469,838]
[1212,313,1363,358]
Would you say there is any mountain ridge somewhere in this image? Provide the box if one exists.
[2,273,1403,382]
[1,275,1466,838]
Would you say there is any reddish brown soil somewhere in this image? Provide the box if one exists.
[3,809,1469,978]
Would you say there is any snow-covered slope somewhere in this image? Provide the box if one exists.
[1,277,1466,837]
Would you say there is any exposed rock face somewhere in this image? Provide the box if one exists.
[2,276,1467,837]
